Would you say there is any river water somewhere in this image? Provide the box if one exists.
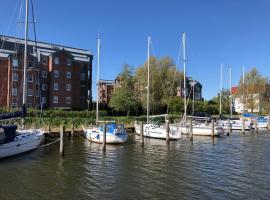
[1,131,270,200]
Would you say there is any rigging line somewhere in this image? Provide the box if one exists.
[180,85,192,123]
[0,0,22,51]
[166,65,178,113]
[0,138,60,150]
[150,42,167,97]
[14,0,24,58]
[166,39,183,113]
[30,0,41,113]
[150,40,175,113]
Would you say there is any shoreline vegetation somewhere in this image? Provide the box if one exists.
[0,108,265,132]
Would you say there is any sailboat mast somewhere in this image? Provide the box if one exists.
[219,64,223,116]
[242,66,245,113]
[182,33,187,122]
[22,0,29,106]
[96,36,101,124]
[229,66,232,117]
[147,36,150,124]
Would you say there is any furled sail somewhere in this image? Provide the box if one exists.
[0,105,27,120]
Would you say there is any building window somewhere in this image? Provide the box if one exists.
[42,58,47,65]
[28,60,33,68]
[66,71,72,79]
[53,96,58,104]
[66,97,71,105]
[66,84,71,91]
[12,88,17,96]
[12,73,18,81]
[11,99,17,108]
[67,58,71,66]
[54,83,59,91]
[42,97,47,104]
[27,101,32,107]
[28,74,33,82]
[36,85,40,97]
[54,70,59,78]
[12,98,18,108]
[54,57,59,65]
[42,71,47,78]
[12,58,18,68]
[80,73,86,81]
[42,84,47,91]
[28,89,33,96]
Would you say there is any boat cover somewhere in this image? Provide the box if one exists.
[99,123,117,134]
[0,105,27,120]
[0,125,17,144]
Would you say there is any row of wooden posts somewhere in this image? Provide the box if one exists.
[56,124,107,158]
[54,118,270,157]
[139,117,269,144]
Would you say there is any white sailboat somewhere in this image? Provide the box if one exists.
[179,119,224,136]
[219,66,254,131]
[0,0,44,159]
[256,116,269,129]
[134,36,181,140]
[83,36,128,144]
[178,33,224,136]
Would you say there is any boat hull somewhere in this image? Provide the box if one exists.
[85,132,128,144]
[219,120,252,130]
[179,125,224,136]
[0,129,44,159]
[135,123,181,140]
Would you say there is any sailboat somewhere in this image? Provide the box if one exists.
[83,37,128,144]
[0,0,44,159]
[255,116,269,130]
[178,33,224,136]
[218,66,253,131]
[134,36,181,140]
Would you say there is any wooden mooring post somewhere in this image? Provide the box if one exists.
[241,118,245,134]
[211,119,215,138]
[140,122,144,146]
[103,124,106,150]
[268,119,270,131]
[226,119,231,136]
[60,125,65,157]
[189,118,193,141]
[70,123,74,138]
[48,124,51,135]
[166,120,170,144]
[255,121,259,133]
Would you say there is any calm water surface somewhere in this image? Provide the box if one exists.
[1,131,270,200]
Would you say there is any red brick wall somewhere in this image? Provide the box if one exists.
[0,58,9,107]
[1,51,92,110]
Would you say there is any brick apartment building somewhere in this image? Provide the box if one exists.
[177,77,203,101]
[0,35,93,110]
[98,79,114,105]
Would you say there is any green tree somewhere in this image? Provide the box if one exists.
[135,56,183,114]
[211,89,232,115]
[238,68,268,113]
[109,65,138,116]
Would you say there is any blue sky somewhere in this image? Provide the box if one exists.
[1,0,270,100]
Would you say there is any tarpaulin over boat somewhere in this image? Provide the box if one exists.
[0,105,26,120]
[99,123,117,133]
[0,125,17,144]
[242,113,254,118]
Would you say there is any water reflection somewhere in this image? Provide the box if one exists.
[0,132,270,199]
